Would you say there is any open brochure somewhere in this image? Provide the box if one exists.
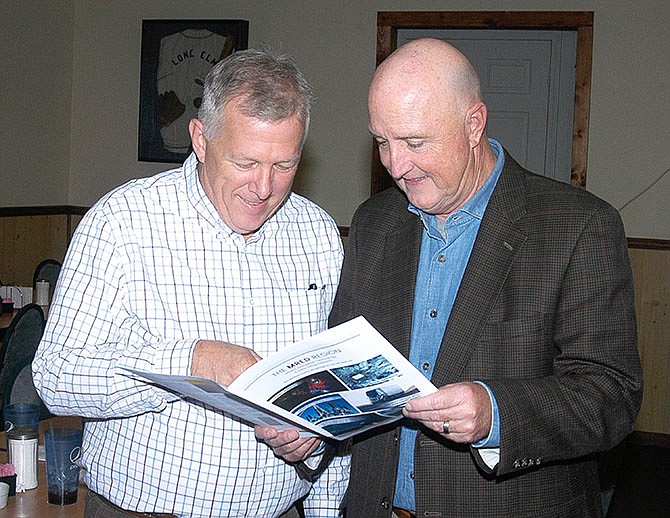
[126,316,437,441]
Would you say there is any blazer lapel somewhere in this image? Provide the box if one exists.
[432,155,528,387]
[379,213,423,359]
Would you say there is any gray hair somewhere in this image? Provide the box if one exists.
[198,46,314,144]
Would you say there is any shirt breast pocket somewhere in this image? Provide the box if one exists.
[277,285,330,330]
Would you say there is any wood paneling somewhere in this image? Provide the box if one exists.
[0,207,86,286]
[629,247,670,434]
[0,215,68,286]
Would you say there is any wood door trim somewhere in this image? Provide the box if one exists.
[373,11,594,194]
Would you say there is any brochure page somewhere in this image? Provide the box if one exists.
[127,316,437,440]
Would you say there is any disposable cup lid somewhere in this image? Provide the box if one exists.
[7,427,38,440]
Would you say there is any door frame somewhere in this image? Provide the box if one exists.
[372,11,593,195]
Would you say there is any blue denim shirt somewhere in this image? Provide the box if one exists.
[394,138,504,511]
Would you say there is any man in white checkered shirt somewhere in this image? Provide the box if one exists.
[33,47,349,518]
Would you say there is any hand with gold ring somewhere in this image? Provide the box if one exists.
[442,420,450,435]
[402,381,492,443]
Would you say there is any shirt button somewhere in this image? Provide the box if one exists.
[248,299,254,306]
[438,254,446,263]
[429,309,437,318]
[422,362,430,371]
[410,471,415,479]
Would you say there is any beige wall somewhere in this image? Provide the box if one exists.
[2,0,669,239]
[0,1,73,205]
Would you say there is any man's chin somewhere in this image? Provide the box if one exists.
[231,198,288,236]
[231,216,270,237]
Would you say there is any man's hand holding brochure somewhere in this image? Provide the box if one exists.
[127,316,437,440]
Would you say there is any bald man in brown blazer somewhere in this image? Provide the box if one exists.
[330,39,642,518]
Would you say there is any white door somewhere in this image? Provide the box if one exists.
[398,29,577,183]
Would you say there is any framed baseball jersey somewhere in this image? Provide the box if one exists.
[138,19,249,163]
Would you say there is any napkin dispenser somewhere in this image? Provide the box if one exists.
[0,286,34,309]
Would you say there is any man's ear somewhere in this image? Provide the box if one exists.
[466,101,488,148]
[189,118,207,162]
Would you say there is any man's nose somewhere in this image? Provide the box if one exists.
[250,167,273,199]
[386,145,411,179]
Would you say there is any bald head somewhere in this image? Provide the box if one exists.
[367,38,496,218]
[370,38,482,117]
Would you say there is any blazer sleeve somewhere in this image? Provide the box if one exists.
[486,201,642,476]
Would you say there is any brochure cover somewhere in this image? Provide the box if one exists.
[126,316,437,440]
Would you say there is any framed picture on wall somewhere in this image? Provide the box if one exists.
[138,19,249,163]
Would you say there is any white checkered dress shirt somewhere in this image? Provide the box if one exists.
[33,154,349,517]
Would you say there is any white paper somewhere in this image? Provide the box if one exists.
[126,316,437,440]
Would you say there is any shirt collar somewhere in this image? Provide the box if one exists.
[184,153,220,227]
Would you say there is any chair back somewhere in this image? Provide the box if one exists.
[32,259,62,302]
[0,303,51,422]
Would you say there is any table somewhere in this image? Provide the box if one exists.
[0,416,86,517]
[0,310,18,341]
[0,310,17,330]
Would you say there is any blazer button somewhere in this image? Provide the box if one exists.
[380,498,390,510]
[513,460,521,469]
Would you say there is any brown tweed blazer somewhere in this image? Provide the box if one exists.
[329,152,643,518]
